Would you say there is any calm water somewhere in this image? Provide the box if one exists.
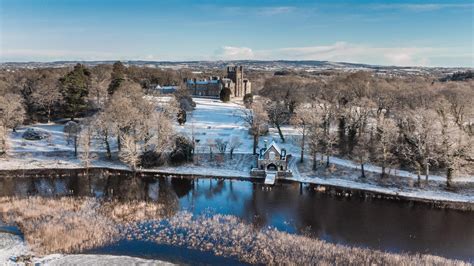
[0,172,473,262]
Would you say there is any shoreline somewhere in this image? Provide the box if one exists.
[0,166,473,211]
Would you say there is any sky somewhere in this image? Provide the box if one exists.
[0,0,473,67]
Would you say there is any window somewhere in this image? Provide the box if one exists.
[269,151,275,160]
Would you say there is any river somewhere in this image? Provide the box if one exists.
[0,172,473,263]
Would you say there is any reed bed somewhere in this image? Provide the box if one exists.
[0,197,469,265]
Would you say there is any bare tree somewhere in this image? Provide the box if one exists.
[228,136,242,159]
[266,100,289,142]
[241,101,268,155]
[398,108,439,183]
[150,111,174,154]
[206,138,215,160]
[90,65,112,109]
[307,123,322,170]
[119,134,140,171]
[0,94,26,153]
[292,103,319,163]
[79,123,95,175]
[352,131,371,178]
[322,130,338,168]
[0,93,26,132]
[64,121,80,157]
[93,112,114,159]
[215,138,228,155]
[31,77,63,123]
[436,98,473,187]
[375,116,397,178]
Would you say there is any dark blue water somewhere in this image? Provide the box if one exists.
[1,174,473,262]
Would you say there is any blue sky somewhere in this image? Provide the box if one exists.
[0,0,473,66]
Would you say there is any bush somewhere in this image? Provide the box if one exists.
[169,136,193,165]
[179,97,195,111]
[139,150,165,168]
[177,109,187,125]
[220,87,232,102]
[243,93,253,108]
[22,128,50,140]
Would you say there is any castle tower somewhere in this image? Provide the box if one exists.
[226,66,244,97]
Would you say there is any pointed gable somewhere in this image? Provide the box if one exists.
[264,141,282,157]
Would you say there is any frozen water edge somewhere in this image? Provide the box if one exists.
[0,156,473,205]
[34,254,174,265]
[0,233,174,265]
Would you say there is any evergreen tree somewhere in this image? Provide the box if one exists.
[219,87,231,102]
[108,61,126,95]
[60,64,90,120]
[177,109,187,125]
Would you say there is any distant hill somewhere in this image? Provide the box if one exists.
[1,60,472,77]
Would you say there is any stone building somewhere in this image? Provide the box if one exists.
[251,140,292,184]
[185,66,251,98]
[256,140,289,172]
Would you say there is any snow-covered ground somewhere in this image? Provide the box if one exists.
[0,232,173,265]
[1,97,473,204]
[0,233,29,264]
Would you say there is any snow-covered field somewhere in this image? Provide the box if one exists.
[1,97,473,204]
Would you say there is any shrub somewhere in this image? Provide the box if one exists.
[177,109,187,125]
[243,93,253,108]
[139,150,165,168]
[220,87,232,102]
[169,136,193,164]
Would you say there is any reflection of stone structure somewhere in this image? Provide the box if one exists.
[185,66,251,98]
[251,140,292,183]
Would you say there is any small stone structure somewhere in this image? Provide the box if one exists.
[251,140,292,182]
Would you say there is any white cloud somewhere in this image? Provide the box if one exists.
[370,3,474,12]
[0,49,118,61]
[257,6,295,15]
[213,42,470,67]
[214,46,254,60]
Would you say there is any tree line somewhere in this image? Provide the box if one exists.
[0,62,194,170]
[258,72,473,186]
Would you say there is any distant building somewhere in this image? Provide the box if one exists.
[154,85,179,94]
[184,66,251,98]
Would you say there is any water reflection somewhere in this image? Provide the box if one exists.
[0,171,473,261]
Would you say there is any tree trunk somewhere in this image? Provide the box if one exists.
[381,162,386,178]
[276,124,285,143]
[105,135,111,159]
[361,163,366,178]
[446,166,454,187]
[253,135,258,155]
[230,150,234,160]
[425,162,429,182]
[312,152,317,170]
[300,128,305,163]
[117,134,121,151]
[417,167,421,186]
[47,107,52,124]
[74,135,78,157]
[326,154,330,168]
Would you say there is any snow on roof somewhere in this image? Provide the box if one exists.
[264,140,282,155]
[187,80,220,85]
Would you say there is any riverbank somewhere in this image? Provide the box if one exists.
[0,165,473,211]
